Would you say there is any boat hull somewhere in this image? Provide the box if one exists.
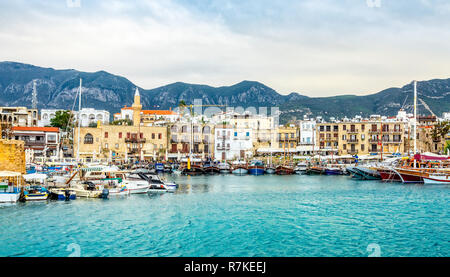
[378,169,402,182]
[248,166,265,176]
[423,174,450,185]
[265,168,276,174]
[24,193,49,201]
[276,166,294,175]
[0,193,20,203]
[232,168,248,175]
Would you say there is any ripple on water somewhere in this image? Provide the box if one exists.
[0,174,449,257]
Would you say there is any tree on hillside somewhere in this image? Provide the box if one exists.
[111,119,133,126]
[50,110,74,132]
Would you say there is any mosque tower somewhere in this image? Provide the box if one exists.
[132,87,142,127]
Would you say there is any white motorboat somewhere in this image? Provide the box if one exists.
[147,174,178,192]
[123,173,150,194]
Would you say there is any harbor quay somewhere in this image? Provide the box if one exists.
[0,86,449,258]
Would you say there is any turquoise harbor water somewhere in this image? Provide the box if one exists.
[0,174,449,257]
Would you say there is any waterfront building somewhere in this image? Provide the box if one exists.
[316,121,406,156]
[73,90,169,161]
[214,125,252,160]
[40,108,110,127]
[0,107,38,138]
[11,126,60,158]
[212,111,276,153]
[167,123,214,160]
[74,124,168,162]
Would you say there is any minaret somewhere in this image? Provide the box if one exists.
[132,87,142,127]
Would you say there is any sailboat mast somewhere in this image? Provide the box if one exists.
[413,80,417,154]
[413,80,417,168]
[76,78,82,163]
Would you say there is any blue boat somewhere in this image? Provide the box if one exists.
[248,160,265,176]
[154,163,165,173]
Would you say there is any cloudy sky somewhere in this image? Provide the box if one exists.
[0,0,449,96]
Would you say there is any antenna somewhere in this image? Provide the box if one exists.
[32,80,37,109]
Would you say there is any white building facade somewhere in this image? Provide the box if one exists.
[214,126,253,160]
[40,108,110,127]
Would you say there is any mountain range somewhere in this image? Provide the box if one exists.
[0,61,449,123]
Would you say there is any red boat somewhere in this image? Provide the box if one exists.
[377,168,402,182]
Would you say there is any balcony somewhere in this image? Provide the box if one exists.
[369,129,380,134]
[346,129,359,134]
[347,139,359,143]
[125,138,146,143]
[347,150,358,155]
[217,147,231,151]
[217,135,230,140]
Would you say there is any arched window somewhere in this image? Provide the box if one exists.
[84,133,94,144]
[96,114,103,121]
[43,114,48,120]
[203,126,210,134]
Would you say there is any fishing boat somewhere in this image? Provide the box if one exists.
[23,186,49,201]
[352,166,381,180]
[275,165,294,175]
[0,171,22,203]
[306,166,325,175]
[294,162,308,175]
[203,159,220,174]
[231,161,248,175]
[423,173,450,185]
[324,166,343,175]
[248,160,265,176]
[154,163,165,173]
[49,188,77,201]
[377,167,402,182]
[217,162,231,174]
[265,166,276,174]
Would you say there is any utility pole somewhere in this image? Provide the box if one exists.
[76,78,82,164]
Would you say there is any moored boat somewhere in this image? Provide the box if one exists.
[231,161,248,175]
[248,160,265,176]
[275,165,294,175]
[49,188,77,200]
[294,162,308,175]
[265,167,276,174]
[423,173,450,185]
[23,186,49,201]
[218,162,231,174]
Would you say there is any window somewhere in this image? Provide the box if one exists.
[105,143,108,149]
[115,144,119,149]
[105,132,108,138]
[343,144,347,150]
[246,132,250,137]
[119,132,122,139]
[140,133,144,139]
[235,132,238,137]
[152,133,155,139]
[158,133,162,139]
[84,133,94,144]
[343,125,347,130]
[127,132,130,139]
[361,144,365,151]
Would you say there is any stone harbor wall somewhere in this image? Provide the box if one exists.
[0,139,26,174]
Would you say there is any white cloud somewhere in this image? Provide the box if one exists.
[0,0,449,96]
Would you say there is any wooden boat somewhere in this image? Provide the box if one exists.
[231,161,248,175]
[324,167,343,175]
[352,166,381,180]
[377,167,402,182]
[23,186,49,201]
[248,160,265,176]
[423,173,450,185]
[306,166,325,175]
[275,165,294,175]
[294,163,308,175]
[218,162,231,174]
[265,167,276,174]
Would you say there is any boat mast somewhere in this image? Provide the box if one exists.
[76,78,82,164]
[413,80,417,168]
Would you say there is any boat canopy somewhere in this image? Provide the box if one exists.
[414,152,450,161]
[23,173,48,183]
[0,171,22,177]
